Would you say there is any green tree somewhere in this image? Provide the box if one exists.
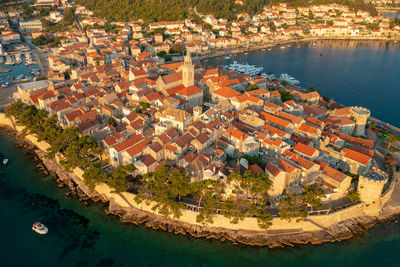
[83,163,108,191]
[279,91,294,102]
[108,116,117,127]
[247,84,259,91]
[346,190,360,202]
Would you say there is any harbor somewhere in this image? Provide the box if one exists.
[0,41,41,88]
[0,52,41,87]
[222,60,300,85]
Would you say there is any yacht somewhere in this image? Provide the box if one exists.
[32,222,48,235]
[223,61,263,76]
[280,73,300,85]
[15,54,22,64]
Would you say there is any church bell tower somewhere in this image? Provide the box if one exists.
[182,53,194,87]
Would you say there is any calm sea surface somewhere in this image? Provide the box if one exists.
[207,40,400,127]
[1,40,400,266]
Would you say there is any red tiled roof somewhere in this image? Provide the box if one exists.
[342,148,371,166]
[213,87,241,99]
[126,137,153,157]
[293,142,318,157]
[266,162,282,177]
[112,134,143,152]
[176,85,202,97]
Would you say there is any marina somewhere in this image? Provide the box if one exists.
[0,51,40,86]
[222,60,299,84]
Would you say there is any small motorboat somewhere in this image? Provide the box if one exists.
[3,158,8,165]
[32,222,48,234]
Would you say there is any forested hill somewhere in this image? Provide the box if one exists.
[76,0,377,23]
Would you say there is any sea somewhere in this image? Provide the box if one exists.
[1,40,400,267]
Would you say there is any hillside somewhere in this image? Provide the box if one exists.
[76,0,377,22]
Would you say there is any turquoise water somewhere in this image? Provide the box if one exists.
[2,41,400,266]
[207,40,400,127]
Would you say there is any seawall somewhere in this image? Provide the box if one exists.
[1,112,399,247]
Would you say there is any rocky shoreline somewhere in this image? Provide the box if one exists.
[2,125,400,248]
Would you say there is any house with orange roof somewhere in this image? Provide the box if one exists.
[109,134,143,166]
[318,162,352,199]
[282,150,319,176]
[262,137,290,154]
[276,157,301,187]
[175,85,203,109]
[298,123,321,140]
[293,142,320,160]
[129,69,148,81]
[279,111,304,129]
[263,102,282,114]
[211,87,241,103]
[265,161,287,197]
[322,116,355,135]
[259,111,294,133]
[230,93,264,111]
[135,154,158,174]
[341,147,372,175]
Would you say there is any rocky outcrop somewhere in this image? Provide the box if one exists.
[103,197,387,248]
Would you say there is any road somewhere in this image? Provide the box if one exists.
[28,43,50,75]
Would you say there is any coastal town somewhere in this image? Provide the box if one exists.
[0,0,400,241]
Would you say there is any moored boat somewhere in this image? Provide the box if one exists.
[32,222,48,234]
[3,158,8,165]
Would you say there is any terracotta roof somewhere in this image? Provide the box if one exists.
[338,133,373,149]
[65,110,83,122]
[276,158,297,173]
[259,111,291,128]
[113,134,143,152]
[342,148,371,166]
[261,124,288,138]
[78,118,99,132]
[293,142,318,157]
[126,137,153,157]
[141,154,156,167]
[166,84,185,96]
[248,164,264,174]
[322,164,348,182]
[176,85,202,97]
[279,111,303,125]
[213,87,241,99]
[161,71,182,85]
[299,123,319,135]
[266,162,282,177]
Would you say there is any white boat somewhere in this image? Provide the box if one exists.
[3,158,8,165]
[15,54,22,64]
[32,222,48,234]
[280,73,300,85]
